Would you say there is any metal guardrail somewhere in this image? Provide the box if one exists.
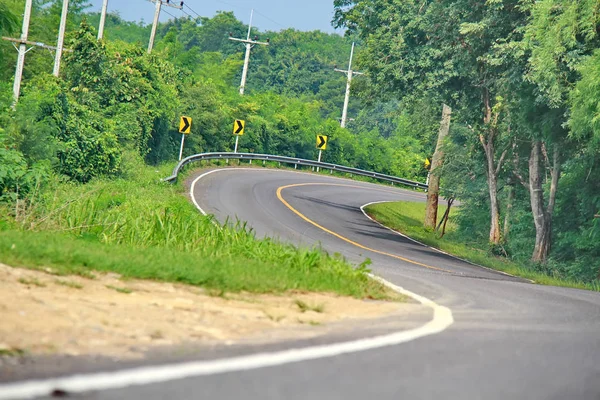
[164,152,428,190]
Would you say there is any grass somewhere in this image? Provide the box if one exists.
[365,201,600,291]
[18,277,46,287]
[294,299,325,313]
[299,319,321,326]
[0,154,390,299]
[0,348,26,357]
[263,311,285,322]
[55,279,83,289]
[106,285,132,294]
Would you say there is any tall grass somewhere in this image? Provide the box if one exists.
[0,157,388,298]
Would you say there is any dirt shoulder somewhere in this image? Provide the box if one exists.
[0,264,409,359]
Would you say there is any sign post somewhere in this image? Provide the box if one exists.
[424,157,431,188]
[233,119,245,153]
[178,116,192,160]
[315,135,328,172]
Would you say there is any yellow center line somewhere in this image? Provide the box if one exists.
[276,183,453,273]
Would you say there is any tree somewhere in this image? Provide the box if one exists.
[0,0,18,35]
[519,0,600,262]
[424,104,451,229]
[333,0,528,245]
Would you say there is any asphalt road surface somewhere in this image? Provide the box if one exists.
[5,167,600,399]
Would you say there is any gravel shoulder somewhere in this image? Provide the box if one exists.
[0,264,412,361]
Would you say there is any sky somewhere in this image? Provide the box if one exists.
[87,0,344,34]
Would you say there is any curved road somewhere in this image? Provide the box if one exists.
[187,168,600,399]
[7,167,600,399]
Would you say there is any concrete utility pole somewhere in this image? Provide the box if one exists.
[148,0,183,54]
[10,0,33,106]
[229,10,269,95]
[3,0,73,105]
[53,0,69,77]
[97,0,109,40]
[334,42,363,128]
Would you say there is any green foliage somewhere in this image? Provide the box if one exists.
[0,134,49,203]
[334,0,600,284]
[365,201,599,290]
[83,12,151,45]
[4,4,598,286]
[0,0,18,35]
[1,8,437,186]
[1,160,389,298]
[524,0,600,107]
[0,136,28,202]
[570,49,600,145]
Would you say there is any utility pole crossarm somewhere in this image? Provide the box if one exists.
[334,68,364,76]
[228,37,270,46]
[2,37,73,52]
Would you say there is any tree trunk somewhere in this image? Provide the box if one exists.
[424,104,452,229]
[481,128,502,245]
[478,88,506,245]
[487,160,502,244]
[503,184,514,241]
[529,141,560,263]
[436,197,454,238]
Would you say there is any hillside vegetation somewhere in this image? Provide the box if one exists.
[335,0,600,285]
[0,154,388,297]
[0,0,599,288]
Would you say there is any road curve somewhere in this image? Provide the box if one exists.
[187,168,600,400]
[10,167,600,400]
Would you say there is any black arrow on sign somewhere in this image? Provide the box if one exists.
[317,136,326,149]
[235,120,244,134]
[181,117,190,133]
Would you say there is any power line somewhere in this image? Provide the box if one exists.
[253,9,286,30]
[161,8,177,19]
[212,0,286,30]
[147,0,182,53]
[184,3,201,18]
[142,0,186,21]
[212,0,239,9]
[180,8,193,19]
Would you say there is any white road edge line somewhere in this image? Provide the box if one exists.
[0,169,453,400]
[360,200,527,280]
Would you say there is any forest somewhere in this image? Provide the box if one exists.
[1,0,599,285]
